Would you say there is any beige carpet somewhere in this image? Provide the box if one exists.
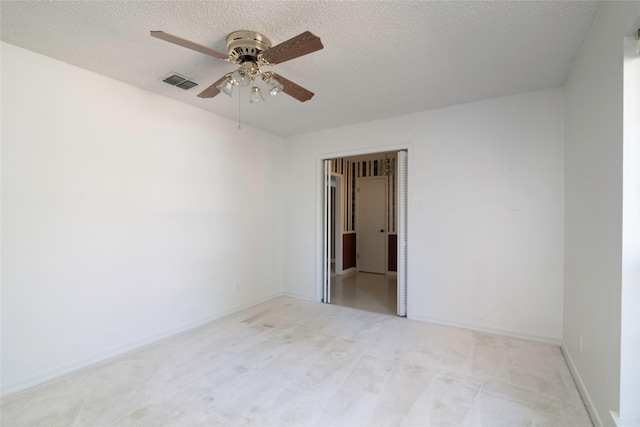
[1,297,592,426]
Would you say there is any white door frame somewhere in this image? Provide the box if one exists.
[332,174,344,275]
[322,160,332,303]
[317,144,412,317]
[397,150,408,316]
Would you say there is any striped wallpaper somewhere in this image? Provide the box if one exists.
[330,154,397,233]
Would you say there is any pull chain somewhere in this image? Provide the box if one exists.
[238,85,242,130]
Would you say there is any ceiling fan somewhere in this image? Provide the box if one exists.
[150,30,323,102]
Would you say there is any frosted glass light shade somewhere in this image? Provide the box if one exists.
[231,69,250,87]
[267,78,284,96]
[216,77,235,97]
[250,86,265,103]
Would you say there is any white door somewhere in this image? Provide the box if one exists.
[322,160,332,303]
[397,150,408,316]
[357,177,387,274]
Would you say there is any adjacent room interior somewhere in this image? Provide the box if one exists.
[1,2,639,427]
[326,152,400,316]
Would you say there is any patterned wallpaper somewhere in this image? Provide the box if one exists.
[330,154,397,233]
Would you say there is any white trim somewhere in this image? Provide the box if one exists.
[0,292,283,398]
[316,158,324,302]
[317,143,413,162]
[410,313,562,346]
[336,266,356,276]
[619,29,640,425]
[333,175,344,275]
[561,342,602,427]
[396,150,408,317]
[322,160,332,304]
[610,410,640,427]
[281,291,316,302]
[315,143,412,305]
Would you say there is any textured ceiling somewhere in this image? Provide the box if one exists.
[0,1,600,137]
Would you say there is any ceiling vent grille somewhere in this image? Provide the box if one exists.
[176,80,198,90]
[162,73,198,90]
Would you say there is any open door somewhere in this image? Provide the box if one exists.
[322,159,332,303]
[397,150,408,316]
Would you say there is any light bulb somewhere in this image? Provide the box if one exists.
[231,69,250,87]
[216,76,235,97]
[250,86,265,103]
[267,78,284,96]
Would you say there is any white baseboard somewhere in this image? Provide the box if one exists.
[561,343,602,427]
[610,410,640,427]
[410,314,562,346]
[1,292,283,398]
[336,267,356,276]
[281,291,317,302]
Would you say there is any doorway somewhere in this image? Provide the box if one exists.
[321,150,408,317]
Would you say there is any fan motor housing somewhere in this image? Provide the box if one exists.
[226,31,272,64]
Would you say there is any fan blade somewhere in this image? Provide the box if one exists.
[150,31,228,60]
[197,75,227,98]
[271,73,315,102]
[261,31,323,64]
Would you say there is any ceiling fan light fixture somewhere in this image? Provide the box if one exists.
[266,77,284,97]
[152,30,322,103]
[216,75,235,97]
[231,69,250,87]
[250,86,265,104]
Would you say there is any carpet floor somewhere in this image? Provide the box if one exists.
[1,297,592,426]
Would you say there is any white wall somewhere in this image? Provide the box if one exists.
[0,42,284,395]
[283,88,565,343]
[563,2,640,427]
